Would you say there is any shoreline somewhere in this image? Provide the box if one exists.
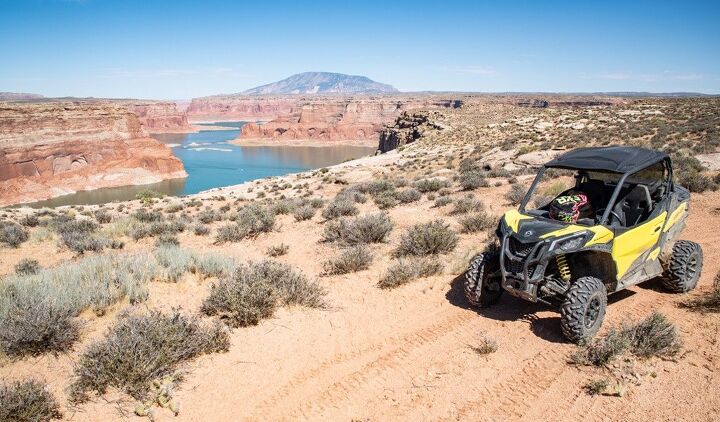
[228,137,378,148]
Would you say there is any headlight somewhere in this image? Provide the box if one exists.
[551,232,589,252]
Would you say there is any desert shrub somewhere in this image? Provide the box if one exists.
[0,254,155,356]
[233,203,275,235]
[322,213,393,245]
[583,378,610,396]
[192,253,236,279]
[0,222,29,248]
[470,336,498,354]
[193,223,210,236]
[215,223,248,243]
[358,180,394,195]
[202,260,325,327]
[154,246,195,282]
[683,270,720,312]
[196,209,220,224]
[69,310,229,403]
[673,154,718,192]
[321,198,359,220]
[94,209,112,224]
[54,219,98,236]
[459,170,487,190]
[293,205,316,221]
[0,379,62,422]
[60,232,106,254]
[414,178,449,193]
[532,194,554,209]
[154,233,179,247]
[14,258,40,276]
[336,186,367,204]
[395,220,458,257]
[309,197,325,208]
[135,189,164,203]
[571,312,681,366]
[132,208,163,223]
[373,190,400,209]
[165,202,184,213]
[20,214,39,227]
[322,245,373,275]
[396,188,422,203]
[432,196,453,208]
[377,256,443,289]
[266,243,290,257]
[505,183,527,205]
[459,212,495,233]
[450,195,483,215]
[270,199,298,215]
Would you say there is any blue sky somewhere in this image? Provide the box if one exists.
[1,0,718,99]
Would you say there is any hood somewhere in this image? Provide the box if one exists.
[501,210,613,245]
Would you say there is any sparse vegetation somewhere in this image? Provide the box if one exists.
[583,378,610,396]
[469,335,498,355]
[450,195,483,215]
[459,212,495,233]
[202,260,325,327]
[321,197,359,219]
[322,213,393,245]
[267,243,290,257]
[394,220,458,256]
[571,312,681,366]
[0,379,62,422]
[14,258,40,275]
[505,183,527,205]
[293,204,316,221]
[0,222,29,248]
[70,310,229,402]
[378,256,443,289]
[323,245,373,275]
[683,270,720,312]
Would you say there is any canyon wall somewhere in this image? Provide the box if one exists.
[238,97,460,142]
[186,96,300,121]
[0,101,186,206]
[125,101,193,133]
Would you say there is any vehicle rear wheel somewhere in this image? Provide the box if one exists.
[560,276,607,343]
[661,240,703,293]
[464,252,503,308]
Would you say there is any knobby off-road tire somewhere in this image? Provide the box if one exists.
[662,240,703,293]
[560,276,607,343]
[464,252,503,308]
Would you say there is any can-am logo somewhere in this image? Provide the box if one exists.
[524,230,534,237]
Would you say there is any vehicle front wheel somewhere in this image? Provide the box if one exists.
[464,252,503,308]
[662,240,703,293]
[560,276,607,343]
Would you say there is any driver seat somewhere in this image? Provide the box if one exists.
[614,184,652,227]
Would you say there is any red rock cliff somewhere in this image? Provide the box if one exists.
[186,96,299,121]
[125,101,193,133]
[0,101,186,206]
[239,97,459,142]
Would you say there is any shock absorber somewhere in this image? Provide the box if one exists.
[556,254,571,282]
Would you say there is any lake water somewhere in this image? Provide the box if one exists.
[21,122,375,208]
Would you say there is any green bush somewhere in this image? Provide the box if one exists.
[266,243,290,257]
[373,190,400,209]
[505,184,527,205]
[70,310,229,402]
[395,220,458,256]
[20,214,39,228]
[193,223,210,236]
[322,213,393,245]
[0,379,62,422]
[377,257,443,289]
[450,195,483,215]
[293,205,316,222]
[459,170,487,190]
[414,178,449,193]
[154,246,195,282]
[233,203,275,235]
[323,245,373,275]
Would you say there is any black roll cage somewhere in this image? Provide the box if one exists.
[519,157,673,226]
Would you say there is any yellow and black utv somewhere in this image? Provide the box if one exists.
[464,146,703,342]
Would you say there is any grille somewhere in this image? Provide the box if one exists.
[504,260,537,278]
[509,237,536,257]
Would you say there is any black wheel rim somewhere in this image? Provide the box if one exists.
[585,297,601,329]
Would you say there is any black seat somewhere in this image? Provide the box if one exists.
[577,179,607,212]
[613,184,652,227]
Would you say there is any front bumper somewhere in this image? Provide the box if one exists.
[499,234,551,302]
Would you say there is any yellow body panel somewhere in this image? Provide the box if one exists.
[539,224,614,246]
[611,212,667,278]
[663,202,687,232]
[648,247,661,261]
[503,210,532,232]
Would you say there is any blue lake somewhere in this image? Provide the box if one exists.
[22,122,375,207]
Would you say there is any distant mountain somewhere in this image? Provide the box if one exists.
[0,92,44,101]
[242,72,398,95]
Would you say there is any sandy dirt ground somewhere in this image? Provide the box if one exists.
[2,173,718,421]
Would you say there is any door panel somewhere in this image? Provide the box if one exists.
[611,212,667,278]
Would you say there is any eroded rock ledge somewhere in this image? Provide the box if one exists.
[0,101,186,206]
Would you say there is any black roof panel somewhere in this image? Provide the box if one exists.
[545,146,668,173]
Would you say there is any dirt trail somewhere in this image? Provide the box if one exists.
[152,194,719,422]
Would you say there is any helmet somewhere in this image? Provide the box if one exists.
[549,192,592,223]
